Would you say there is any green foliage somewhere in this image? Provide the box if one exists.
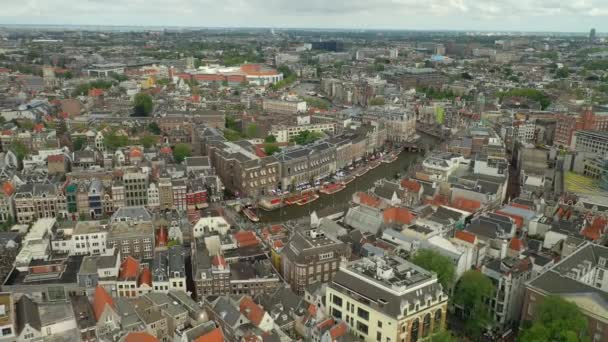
[172,143,192,163]
[10,141,29,161]
[292,130,323,145]
[18,119,35,131]
[519,296,589,342]
[156,78,171,86]
[555,67,570,79]
[133,93,154,117]
[246,123,259,138]
[538,51,558,61]
[498,88,551,110]
[453,270,494,339]
[225,115,238,130]
[72,136,86,151]
[411,249,455,289]
[429,330,458,342]
[140,135,156,148]
[57,71,73,79]
[584,59,608,71]
[103,131,129,150]
[167,239,180,248]
[264,135,277,143]
[223,129,243,141]
[263,144,281,155]
[72,79,115,96]
[304,97,330,110]
[417,86,457,100]
[147,122,161,135]
[109,72,128,82]
[222,49,264,66]
[369,97,385,106]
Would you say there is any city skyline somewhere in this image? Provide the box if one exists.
[1,0,608,33]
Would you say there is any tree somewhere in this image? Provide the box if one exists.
[430,330,458,342]
[555,67,570,79]
[103,131,129,150]
[264,135,277,143]
[411,249,455,289]
[519,296,589,342]
[10,141,29,161]
[133,93,154,117]
[498,88,551,110]
[453,270,494,339]
[173,143,192,163]
[72,136,86,151]
[147,122,161,135]
[246,123,259,138]
[293,130,323,145]
[369,97,385,106]
[264,144,281,155]
[140,135,156,149]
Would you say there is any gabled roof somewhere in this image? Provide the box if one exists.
[139,267,152,287]
[16,295,41,333]
[119,256,140,280]
[93,285,114,321]
[194,327,224,342]
[123,332,159,342]
[454,230,477,244]
[239,296,265,327]
[509,237,525,252]
[330,321,348,339]
[383,207,415,225]
[356,192,383,208]
[401,178,422,193]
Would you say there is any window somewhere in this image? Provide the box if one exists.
[357,307,369,321]
[356,321,368,335]
[378,321,382,328]
[1,327,11,336]
[376,332,382,341]
[332,308,342,319]
[332,295,343,306]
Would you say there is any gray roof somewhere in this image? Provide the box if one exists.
[16,295,41,333]
[111,206,152,223]
[212,296,243,327]
[344,205,384,234]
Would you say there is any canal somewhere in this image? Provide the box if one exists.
[258,133,438,223]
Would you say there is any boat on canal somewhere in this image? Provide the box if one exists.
[319,183,346,195]
[242,207,260,222]
[296,193,320,206]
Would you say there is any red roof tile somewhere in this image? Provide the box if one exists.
[239,296,265,327]
[88,88,104,97]
[119,256,140,280]
[211,255,226,268]
[234,230,259,248]
[509,237,525,251]
[160,146,172,154]
[129,147,143,159]
[357,192,383,208]
[156,227,168,247]
[455,230,477,244]
[495,210,524,230]
[451,197,481,213]
[383,207,415,225]
[2,182,15,196]
[47,154,64,163]
[93,286,114,321]
[330,321,348,340]
[194,327,224,342]
[139,267,152,287]
[401,179,421,192]
[124,332,159,342]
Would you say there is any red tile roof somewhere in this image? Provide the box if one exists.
[582,216,607,241]
[33,123,44,133]
[357,192,383,208]
[234,230,259,248]
[495,210,524,230]
[47,154,64,163]
[383,207,415,225]
[124,332,159,342]
[307,303,317,316]
[239,296,265,327]
[156,227,168,247]
[129,147,143,159]
[2,182,15,196]
[509,202,532,210]
[88,88,104,97]
[316,318,335,329]
[211,255,227,268]
[194,327,224,342]
[509,237,525,251]
[160,146,172,154]
[241,64,279,77]
[451,197,481,213]
[93,286,114,321]
[119,256,140,280]
[454,230,477,244]
[139,267,152,287]
[330,321,348,340]
[401,179,421,193]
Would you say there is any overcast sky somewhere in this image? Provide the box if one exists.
[1,0,607,32]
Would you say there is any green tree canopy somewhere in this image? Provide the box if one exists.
[172,143,192,163]
[246,123,259,138]
[103,131,129,150]
[292,130,323,145]
[133,93,154,117]
[264,135,277,143]
[411,249,455,289]
[429,329,458,342]
[453,270,494,339]
[10,141,29,161]
[519,296,589,342]
[264,144,281,155]
[498,88,551,110]
[140,135,156,149]
[147,122,161,135]
[369,97,385,106]
[72,136,86,151]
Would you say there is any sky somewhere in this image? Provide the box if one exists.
[1,0,607,32]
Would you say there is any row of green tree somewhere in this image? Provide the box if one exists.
[498,88,551,110]
[411,249,590,341]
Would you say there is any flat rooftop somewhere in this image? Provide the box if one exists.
[344,255,433,292]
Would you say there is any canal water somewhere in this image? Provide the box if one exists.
[258,133,437,223]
